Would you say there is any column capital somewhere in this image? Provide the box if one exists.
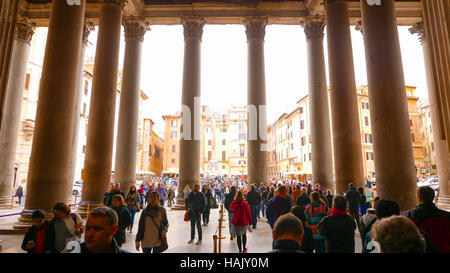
[300,15,325,40]
[15,15,36,44]
[82,21,95,46]
[243,16,269,42]
[100,0,127,8]
[180,16,206,42]
[409,21,426,45]
[123,17,150,43]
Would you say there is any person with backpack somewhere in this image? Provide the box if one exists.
[230,190,252,253]
[304,192,327,253]
[266,185,292,230]
[344,183,362,231]
[50,202,83,252]
[22,210,55,253]
[246,184,261,229]
[111,194,132,248]
[136,191,169,253]
[225,185,237,238]
[15,185,24,205]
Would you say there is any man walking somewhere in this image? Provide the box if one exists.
[247,184,261,229]
[156,183,167,207]
[344,183,362,231]
[187,184,206,245]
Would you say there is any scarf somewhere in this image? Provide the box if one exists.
[143,204,161,217]
[330,208,348,216]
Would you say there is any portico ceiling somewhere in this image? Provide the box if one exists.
[22,0,423,27]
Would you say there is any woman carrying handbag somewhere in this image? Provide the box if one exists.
[136,191,169,253]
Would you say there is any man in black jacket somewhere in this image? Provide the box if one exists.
[269,213,304,253]
[224,186,237,240]
[344,183,362,230]
[247,184,261,228]
[21,210,55,253]
[106,183,126,207]
[295,188,311,208]
[318,196,356,253]
[187,184,206,245]
[202,184,213,226]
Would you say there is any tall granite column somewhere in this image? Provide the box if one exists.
[114,18,149,195]
[360,0,417,210]
[175,16,205,209]
[325,0,364,195]
[301,16,334,192]
[67,21,95,202]
[244,17,269,188]
[15,0,85,228]
[410,22,450,211]
[78,0,125,217]
[0,16,35,207]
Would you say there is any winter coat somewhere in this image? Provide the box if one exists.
[80,238,128,253]
[305,201,327,239]
[406,203,450,253]
[21,221,56,253]
[187,191,206,214]
[15,186,23,197]
[269,239,304,253]
[266,195,292,229]
[230,200,252,226]
[126,191,141,211]
[295,193,311,208]
[112,205,131,246]
[224,190,237,212]
[344,188,361,209]
[318,214,356,253]
[135,205,169,243]
[246,189,261,206]
[106,190,125,207]
[203,189,213,208]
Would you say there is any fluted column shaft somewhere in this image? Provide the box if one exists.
[410,22,450,211]
[176,16,205,206]
[325,0,364,195]
[15,0,85,228]
[302,16,334,192]
[114,18,148,195]
[360,0,416,210]
[78,0,124,216]
[245,17,268,188]
[0,16,35,206]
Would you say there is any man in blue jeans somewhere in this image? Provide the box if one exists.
[186,184,206,245]
[247,184,261,229]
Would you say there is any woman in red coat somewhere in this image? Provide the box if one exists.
[230,190,253,253]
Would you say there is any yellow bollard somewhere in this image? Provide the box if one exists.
[87,202,90,218]
[213,235,218,253]
[10,196,14,209]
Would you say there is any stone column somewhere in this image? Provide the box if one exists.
[114,18,149,195]
[325,0,364,195]
[0,0,18,129]
[67,21,95,202]
[0,16,35,207]
[174,16,205,209]
[78,0,125,217]
[244,16,269,189]
[360,0,417,210]
[410,22,450,211]
[15,0,85,228]
[300,15,334,192]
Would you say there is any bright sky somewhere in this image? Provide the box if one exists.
[84,24,428,136]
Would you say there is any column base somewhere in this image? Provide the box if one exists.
[0,195,13,208]
[171,196,187,211]
[13,209,54,229]
[437,195,450,212]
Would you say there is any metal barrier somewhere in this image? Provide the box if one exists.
[213,202,226,253]
[0,202,88,218]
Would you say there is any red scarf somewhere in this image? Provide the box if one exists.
[330,208,347,216]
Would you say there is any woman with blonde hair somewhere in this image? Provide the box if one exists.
[230,190,252,253]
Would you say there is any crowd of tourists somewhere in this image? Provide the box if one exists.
[18,173,450,254]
